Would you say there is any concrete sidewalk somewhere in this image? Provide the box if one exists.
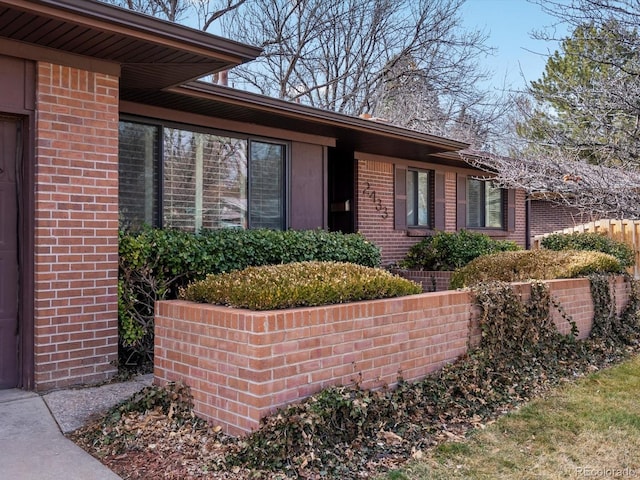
[0,376,152,480]
[0,389,121,479]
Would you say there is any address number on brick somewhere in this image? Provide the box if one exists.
[362,181,389,219]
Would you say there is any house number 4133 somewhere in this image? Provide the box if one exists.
[362,181,389,219]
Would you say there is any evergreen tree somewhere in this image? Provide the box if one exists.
[518,21,640,166]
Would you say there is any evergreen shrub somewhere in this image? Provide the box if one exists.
[450,249,623,288]
[180,261,421,310]
[118,228,381,365]
[541,231,635,268]
[400,230,520,271]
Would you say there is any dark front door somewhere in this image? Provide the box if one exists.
[0,117,19,389]
[328,148,355,233]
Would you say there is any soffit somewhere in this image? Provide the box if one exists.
[0,0,261,90]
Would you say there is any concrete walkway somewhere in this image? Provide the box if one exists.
[0,376,152,480]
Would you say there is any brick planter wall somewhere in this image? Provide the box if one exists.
[154,276,631,436]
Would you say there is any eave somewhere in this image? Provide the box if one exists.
[0,0,261,90]
[122,81,470,163]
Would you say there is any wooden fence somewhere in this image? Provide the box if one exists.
[531,219,640,278]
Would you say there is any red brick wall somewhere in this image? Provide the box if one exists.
[355,159,413,264]
[512,189,528,245]
[530,200,603,238]
[33,63,119,390]
[154,276,631,435]
[355,157,528,265]
[509,277,629,338]
[155,291,476,435]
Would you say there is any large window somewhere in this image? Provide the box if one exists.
[406,169,432,227]
[467,178,504,228]
[118,121,287,231]
[249,141,285,229]
[119,122,159,227]
[163,129,248,230]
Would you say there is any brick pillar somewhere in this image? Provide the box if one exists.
[33,63,119,390]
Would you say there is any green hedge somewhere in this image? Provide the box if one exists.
[400,230,521,271]
[541,232,635,268]
[450,249,623,289]
[181,261,421,310]
[118,228,380,366]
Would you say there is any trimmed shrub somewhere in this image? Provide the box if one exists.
[180,261,422,310]
[450,249,623,289]
[119,228,381,365]
[541,231,635,268]
[400,230,521,271]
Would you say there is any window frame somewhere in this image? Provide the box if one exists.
[118,116,289,231]
[394,164,445,234]
[405,167,434,229]
[247,139,288,230]
[118,120,163,228]
[466,178,506,230]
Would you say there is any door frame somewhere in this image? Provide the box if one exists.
[0,115,33,389]
[0,56,36,389]
[17,114,34,389]
[327,148,356,234]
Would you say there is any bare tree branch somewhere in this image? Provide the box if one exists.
[464,149,640,220]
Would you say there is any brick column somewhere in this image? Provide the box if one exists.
[33,63,119,390]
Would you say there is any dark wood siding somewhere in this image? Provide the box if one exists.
[507,188,516,232]
[394,165,407,230]
[0,55,35,389]
[0,55,35,114]
[456,173,467,229]
[434,171,446,230]
[289,142,326,230]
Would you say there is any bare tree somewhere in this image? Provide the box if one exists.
[219,0,495,123]
[101,0,246,27]
[519,19,640,167]
[103,0,512,148]
[482,77,640,219]
[467,1,640,218]
[370,51,514,150]
[464,149,640,219]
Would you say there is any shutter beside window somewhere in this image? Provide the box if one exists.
[394,165,407,230]
[456,174,467,229]
[434,171,445,230]
[507,188,516,232]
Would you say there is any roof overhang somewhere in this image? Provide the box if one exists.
[0,0,261,90]
[2,0,471,164]
[122,81,470,162]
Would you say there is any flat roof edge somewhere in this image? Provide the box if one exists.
[175,82,469,152]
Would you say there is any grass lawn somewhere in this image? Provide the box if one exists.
[386,354,640,480]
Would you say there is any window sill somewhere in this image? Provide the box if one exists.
[406,228,435,237]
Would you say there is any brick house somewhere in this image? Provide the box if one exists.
[0,0,527,391]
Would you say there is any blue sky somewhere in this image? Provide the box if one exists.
[461,0,569,92]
